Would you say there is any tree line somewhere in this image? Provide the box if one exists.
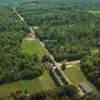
[80,53,100,89]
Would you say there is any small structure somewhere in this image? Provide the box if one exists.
[79,82,93,95]
[33,26,39,30]
[44,62,54,70]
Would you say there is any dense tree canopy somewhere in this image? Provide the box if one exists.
[0,0,100,99]
[80,53,100,89]
[17,1,100,61]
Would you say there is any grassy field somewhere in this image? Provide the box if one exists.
[0,71,55,98]
[21,40,45,58]
[89,10,100,14]
[90,48,99,55]
[64,64,97,92]
[0,40,55,98]
[89,10,100,16]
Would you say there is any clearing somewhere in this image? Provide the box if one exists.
[64,64,97,93]
[0,71,55,98]
[88,10,100,17]
[0,39,55,98]
[90,48,99,55]
[21,40,46,58]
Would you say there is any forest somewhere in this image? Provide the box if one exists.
[0,6,44,84]
[8,84,100,100]
[0,0,100,99]
[17,0,100,61]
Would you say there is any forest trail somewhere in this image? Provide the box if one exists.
[25,26,36,41]
[13,7,85,95]
[13,7,36,40]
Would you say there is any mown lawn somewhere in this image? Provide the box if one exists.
[0,71,55,98]
[64,64,97,92]
[21,40,45,58]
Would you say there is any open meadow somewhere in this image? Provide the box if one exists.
[64,64,98,93]
[21,40,46,58]
[0,71,55,98]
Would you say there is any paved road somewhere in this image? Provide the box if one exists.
[13,7,56,63]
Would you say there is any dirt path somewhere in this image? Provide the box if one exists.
[66,60,80,65]
[13,7,57,63]
[13,7,24,22]
[13,7,36,41]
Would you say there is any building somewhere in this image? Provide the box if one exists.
[44,62,53,70]
[79,82,93,95]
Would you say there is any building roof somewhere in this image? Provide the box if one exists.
[79,82,93,94]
